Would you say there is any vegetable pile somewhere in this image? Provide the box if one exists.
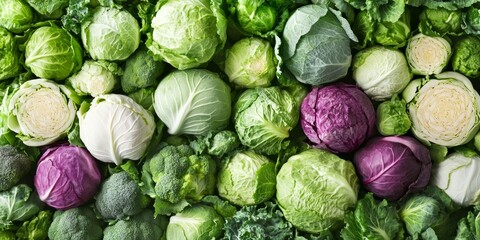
[4,0,480,239]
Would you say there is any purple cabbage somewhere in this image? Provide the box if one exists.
[300,83,376,153]
[34,145,101,210]
[353,136,432,201]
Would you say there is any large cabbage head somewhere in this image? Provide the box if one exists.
[25,26,83,81]
[81,7,140,61]
[281,4,357,85]
[301,83,376,153]
[234,87,299,155]
[276,149,359,234]
[78,94,156,165]
[147,0,227,70]
[403,72,480,147]
[0,0,33,33]
[5,79,76,146]
[0,27,21,81]
[153,69,231,135]
[353,136,432,201]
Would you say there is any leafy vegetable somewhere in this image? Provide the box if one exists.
[78,94,156,165]
[189,130,241,157]
[0,27,21,81]
[418,8,463,36]
[376,95,411,136]
[281,4,357,85]
[166,204,224,240]
[0,184,44,230]
[455,206,480,239]
[451,36,480,78]
[34,145,101,210]
[301,83,376,153]
[353,136,432,201]
[26,0,68,19]
[0,145,34,192]
[153,69,231,135]
[345,0,405,22]
[15,210,53,240]
[406,0,480,10]
[462,6,480,35]
[276,149,359,234]
[0,0,33,33]
[47,206,103,240]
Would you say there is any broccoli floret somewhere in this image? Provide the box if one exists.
[48,207,103,240]
[103,209,166,240]
[95,171,149,221]
[0,145,34,191]
[142,145,217,215]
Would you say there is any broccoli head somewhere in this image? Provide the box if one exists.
[0,145,34,191]
[48,207,103,240]
[142,145,217,215]
[95,171,149,221]
[103,209,166,240]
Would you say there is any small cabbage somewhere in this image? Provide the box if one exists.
[81,7,140,61]
[121,46,164,94]
[418,8,463,36]
[376,96,411,136]
[147,0,227,70]
[34,145,101,210]
[406,33,451,76]
[67,60,122,97]
[0,0,33,33]
[276,149,359,234]
[462,6,480,35]
[217,151,276,206]
[224,37,276,88]
[353,46,412,100]
[353,136,432,201]
[344,0,405,22]
[234,87,298,155]
[0,27,21,81]
[153,69,231,135]
[25,26,83,81]
[5,79,76,146]
[451,36,480,78]
[78,94,156,165]
[166,205,224,240]
[403,72,480,147]
[281,4,357,85]
[431,150,480,206]
[26,0,68,19]
[300,83,376,153]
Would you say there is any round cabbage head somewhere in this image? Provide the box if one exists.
[147,0,227,70]
[34,145,101,210]
[67,60,122,97]
[153,69,231,135]
[376,95,411,136]
[78,94,156,165]
[406,33,451,76]
[234,87,299,155]
[217,151,276,206]
[25,26,83,81]
[276,149,359,234]
[353,136,432,201]
[224,37,276,88]
[6,79,76,146]
[300,83,376,153]
[418,8,462,36]
[353,46,412,100]
[0,27,21,81]
[81,7,140,61]
[282,4,357,85]
[431,150,480,206]
[402,72,480,147]
[462,6,480,35]
[166,205,224,240]
[0,0,33,33]
[451,36,480,78]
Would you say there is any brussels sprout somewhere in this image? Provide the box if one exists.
[403,72,480,147]
[78,94,156,165]
[451,36,480,78]
[276,149,359,233]
[121,46,164,94]
[0,27,21,81]
[418,8,463,36]
[5,79,76,146]
[25,26,83,81]
[0,0,33,33]
[67,60,122,97]
[146,0,227,70]
[81,7,140,61]
[353,46,412,100]
[153,69,231,135]
[376,96,411,136]
[217,151,276,206]
[406,33,451,76]
[234,87,298,155]
[224,37,276,88]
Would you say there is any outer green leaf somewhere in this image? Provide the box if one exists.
[0,185,44,230]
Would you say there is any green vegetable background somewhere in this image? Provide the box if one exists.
[3,0,480,239]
